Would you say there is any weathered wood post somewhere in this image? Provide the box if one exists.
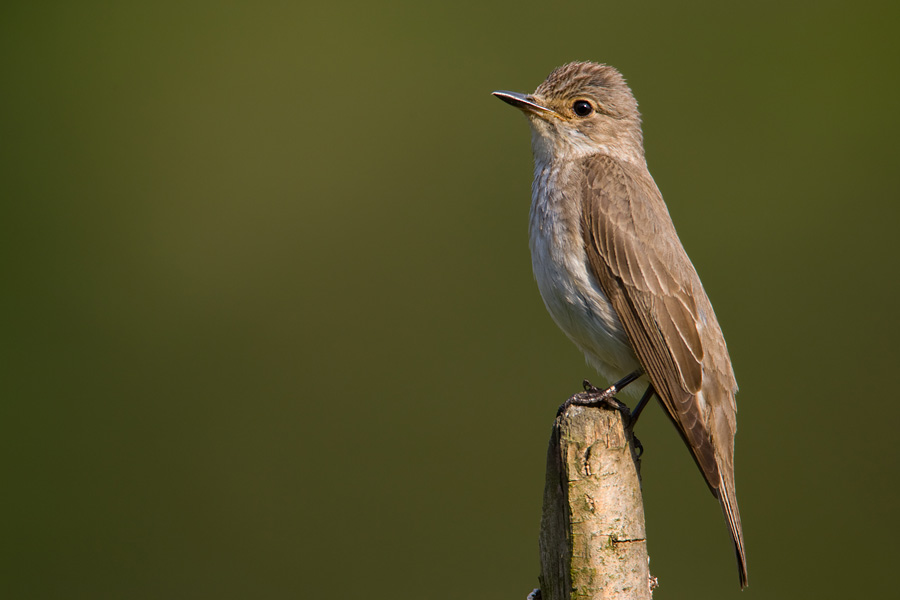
[536,404,654,600]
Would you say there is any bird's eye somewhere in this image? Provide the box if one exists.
[572,100,593,117]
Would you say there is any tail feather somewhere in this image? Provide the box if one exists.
[718,475,748,589]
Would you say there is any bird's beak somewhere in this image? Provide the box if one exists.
[492,91,559,118]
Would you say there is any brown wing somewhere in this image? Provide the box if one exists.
[582,156,737,496]
[579,153,747,586]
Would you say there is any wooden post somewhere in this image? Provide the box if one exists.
[537,405,654,600]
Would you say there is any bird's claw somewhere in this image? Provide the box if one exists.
[631,433,644,457]
[582,379,600,393]
[557,381,629,417]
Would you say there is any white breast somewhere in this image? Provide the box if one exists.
[529,162,642,392]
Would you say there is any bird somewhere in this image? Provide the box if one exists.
[493,62,747,588]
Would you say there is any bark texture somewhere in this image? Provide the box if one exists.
[538,405,653,600]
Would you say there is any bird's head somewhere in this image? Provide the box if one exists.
[494,62,644,165]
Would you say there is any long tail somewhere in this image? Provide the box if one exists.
[718,474,748,589]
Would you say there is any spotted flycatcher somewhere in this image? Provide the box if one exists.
[494,62,747,588]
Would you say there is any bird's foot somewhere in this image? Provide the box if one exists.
[556,379,631,418]
[631,433,644,457]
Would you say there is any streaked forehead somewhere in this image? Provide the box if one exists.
[535,62,627,99]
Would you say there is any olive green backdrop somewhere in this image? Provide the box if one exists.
[3,1,898,598]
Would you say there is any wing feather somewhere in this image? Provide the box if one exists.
[579,154,737,492]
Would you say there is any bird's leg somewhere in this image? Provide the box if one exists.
[625,384,655,457]
[628,384,655,428]
[557,369,643,417]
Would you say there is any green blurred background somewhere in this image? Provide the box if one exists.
[2,1,898,598]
